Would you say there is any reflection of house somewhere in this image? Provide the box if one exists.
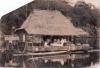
[16,9,89,51]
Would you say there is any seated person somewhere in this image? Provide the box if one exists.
[61,38,67,45]
[51,39,63,46]
[44,39,51,47]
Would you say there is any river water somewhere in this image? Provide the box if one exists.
[17,51,99,68]
[0,51,99,68]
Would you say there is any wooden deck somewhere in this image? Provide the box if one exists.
[26,45,91,52]
[13,49,100,57]
[13,51,67,56]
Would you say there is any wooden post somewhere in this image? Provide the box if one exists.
[0,31,4,51]
[97,28,100,62]
[97,28,100,49]
[23,61,26,68]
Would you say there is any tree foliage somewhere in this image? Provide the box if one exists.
[0,0,100,35]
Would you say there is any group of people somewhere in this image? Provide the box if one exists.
[44,38,68,47]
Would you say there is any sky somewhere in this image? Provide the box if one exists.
[0,0,100,18]
[0,0,33,18]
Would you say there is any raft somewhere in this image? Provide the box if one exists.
[26,44,91,52]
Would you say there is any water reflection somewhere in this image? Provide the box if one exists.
[24,52,99,68]
[0,51,99,68]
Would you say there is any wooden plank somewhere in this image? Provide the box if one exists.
[13,51,67,56]
[88,49,100,52]
[26,45,87,52]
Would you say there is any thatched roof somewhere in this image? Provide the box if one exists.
[19,9,88,36]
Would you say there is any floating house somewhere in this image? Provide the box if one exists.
[15,9,90,52]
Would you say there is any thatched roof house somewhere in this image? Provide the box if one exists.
[18,9,88,36]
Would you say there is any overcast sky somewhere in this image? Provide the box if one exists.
[0,0,33,18]
[0,0,100,18]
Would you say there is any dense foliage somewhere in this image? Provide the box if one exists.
[0,0,100,35]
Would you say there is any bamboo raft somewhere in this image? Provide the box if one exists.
[25,44,91,52]
[13,49,99,57]
[13,51,67,56]
[1,44,92,57]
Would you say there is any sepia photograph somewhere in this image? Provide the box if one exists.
[0,0,100,68]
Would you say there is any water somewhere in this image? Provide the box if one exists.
[23,52,99,68]
[0,51,99,68]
